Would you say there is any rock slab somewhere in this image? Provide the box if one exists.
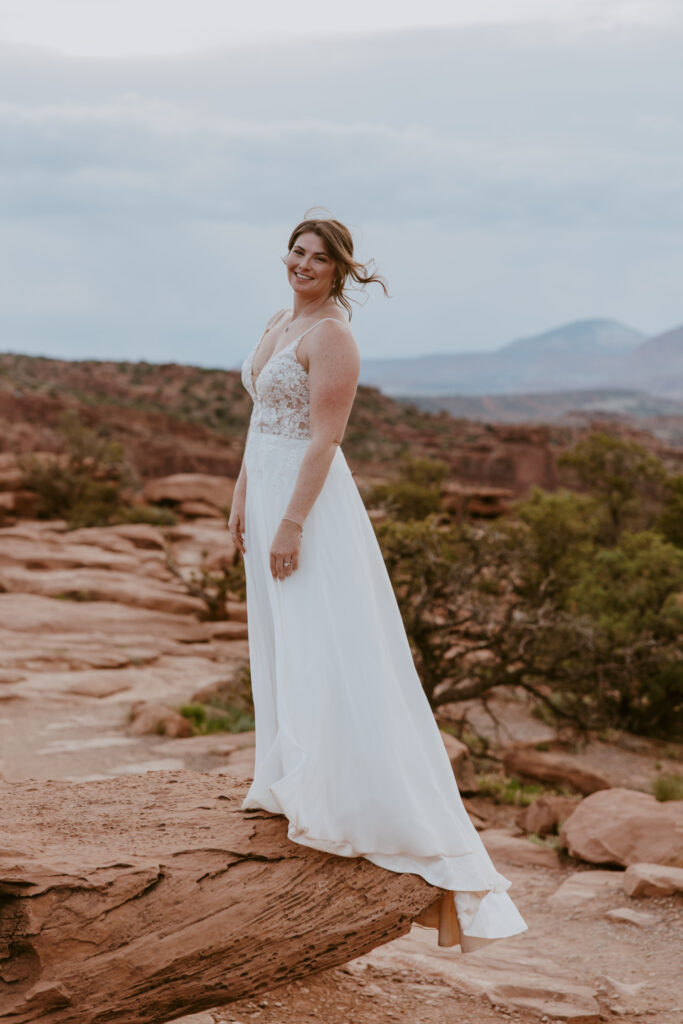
[549,870,624,908]
[622,862,683,897]
[503,744,610,796]
[0,772,441,1024]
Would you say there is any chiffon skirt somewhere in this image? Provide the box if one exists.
[241,429,527,951]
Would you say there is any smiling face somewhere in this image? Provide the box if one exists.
[286,231,337,299]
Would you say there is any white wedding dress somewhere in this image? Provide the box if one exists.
[239,309,527,951]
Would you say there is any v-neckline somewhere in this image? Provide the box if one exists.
[250,332,299,393]
[250,312,347,393]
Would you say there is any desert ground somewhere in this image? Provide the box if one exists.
[1,514,682,1024]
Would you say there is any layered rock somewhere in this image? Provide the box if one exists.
[144,473,235,514]
[479,829,560,870]
[516,794,581,836]
[502,744,610,796]
[622,862,683,897]
[0,772,441,1024]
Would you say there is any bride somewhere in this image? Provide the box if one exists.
[228,212,527,950]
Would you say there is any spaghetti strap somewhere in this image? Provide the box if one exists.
[288,317,347,349]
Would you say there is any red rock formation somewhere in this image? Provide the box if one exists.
[0,772,442,1024]
[560,788,683,867]
[502,744,611,796]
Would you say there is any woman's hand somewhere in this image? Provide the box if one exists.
[228,499,246,556]
[270,519,302,581]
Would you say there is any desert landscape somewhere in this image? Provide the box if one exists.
[1,356,682,1024]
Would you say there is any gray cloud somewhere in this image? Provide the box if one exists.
[0,22,681,364]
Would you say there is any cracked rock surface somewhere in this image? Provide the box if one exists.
[0,772,440,1024]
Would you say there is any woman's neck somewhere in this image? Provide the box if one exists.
[290,296,336,322]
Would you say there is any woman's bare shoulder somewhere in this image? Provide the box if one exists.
[305,317,362,378]
[265,307,291,330]
[316,315,357,346]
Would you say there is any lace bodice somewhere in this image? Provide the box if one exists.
[241,314,342,441]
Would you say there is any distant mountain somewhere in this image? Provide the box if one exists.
[404,389,683,424]
[360,318,683,400]
[359,319,646,396]
[616,325,683,398]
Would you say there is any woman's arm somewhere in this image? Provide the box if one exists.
[228,422,250,554]
[269,320,360,580]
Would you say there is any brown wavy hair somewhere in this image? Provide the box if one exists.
[284,209,389,319]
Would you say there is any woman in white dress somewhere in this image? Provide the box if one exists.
[228,213,527,950]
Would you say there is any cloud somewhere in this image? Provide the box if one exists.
[0,21,681,363]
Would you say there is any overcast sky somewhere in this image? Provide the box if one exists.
[0,1,681,367]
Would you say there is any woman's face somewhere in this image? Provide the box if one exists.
[286,231,336,299]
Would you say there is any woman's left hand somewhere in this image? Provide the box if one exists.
[270,519,302,581]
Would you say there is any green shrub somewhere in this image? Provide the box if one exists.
[20,412,133,528]
[118,504,178,526]
[652,772,683,802]
[475,773,545,806]
[178,701,254,735]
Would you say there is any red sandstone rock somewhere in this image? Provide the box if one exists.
[439,730,478,794]
[605,906,657,926]
[226,600,248,623]
[0,534,145,572]
[548,869,624,908]
[0,593,212,643]
[0,772,440,1024]
[516,794,581,836]
[178,499,223,518]
[502,744,610,796]
[560,788,683,867]
[128,701,193,738]
[0,565,205,616]
[479,828,560,869]
[106,523,166,549]
[622,862,683,897]
[144,473,235,511]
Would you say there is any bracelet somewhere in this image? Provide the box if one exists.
[282,516,303,532]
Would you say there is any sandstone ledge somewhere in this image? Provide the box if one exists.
[0,772,441,1024]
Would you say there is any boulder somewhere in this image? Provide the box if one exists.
[560,788,683,867]
[503,744,610,796]
[516,794,581,836]
[144,473,234,511]
[0,772,441,1024]
[622,862,683,897]
[439,730,478,793]
[479,828,560,869]
[128,701,193,738]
